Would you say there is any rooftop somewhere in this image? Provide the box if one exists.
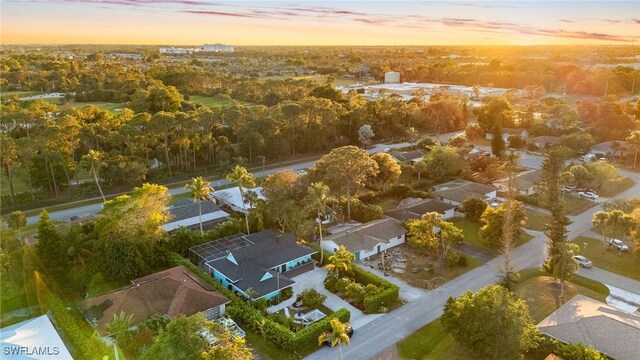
[388,149,427,163]
[164,199,230,231]
[433,179,497,203]
[78,266,229,334]
[385,199,455,222]
[0,315,73,360]
[323,217,406,253]
[537,294,640,360]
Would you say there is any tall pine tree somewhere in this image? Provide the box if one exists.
[35,210,66,279]
[539,148,572,273]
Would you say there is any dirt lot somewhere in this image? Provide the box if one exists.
[362,244,480,289]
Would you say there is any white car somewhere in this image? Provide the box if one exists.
[609,239,629,252]
[295,169,308,175]
[562,185,575,193]
[577,191,598,200]
[573,255,592,268]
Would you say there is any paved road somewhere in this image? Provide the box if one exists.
[307,231,549,360]
[578,266,640,295]
[307,168,640,360]
[26,131,465,225]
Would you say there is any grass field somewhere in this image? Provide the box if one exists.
[189,95,254,107]
[73,101,126,113]
[524,208,548,232]
[563,195,597,216]
[451,217,533,250]
[396,319,472,360]
[575,236,640,280]
[396,271,609,359]
[597,177,635,198]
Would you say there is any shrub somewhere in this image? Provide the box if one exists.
[45,291,110,359]
[304,242,326,266]
[348,198,384,223]
[352,266,399,314]
[385,183,411,198]
[446,250,462,267]
[300,289,326,310]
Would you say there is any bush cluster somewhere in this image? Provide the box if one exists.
[45,291,110,359]
[325,266,399,314]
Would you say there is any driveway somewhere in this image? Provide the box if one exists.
[267,267,383,330]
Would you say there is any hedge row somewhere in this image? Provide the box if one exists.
[168,252,351,353]
[528,336,606,360]
[44,291,111,360]
[304,241,327,266]
[352,266,400,313]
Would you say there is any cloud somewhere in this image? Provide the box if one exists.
[631,18,640,24]
[559,19,574,23]
[444,2,519,9]
[182,10,267,19]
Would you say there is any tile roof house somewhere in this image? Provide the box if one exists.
[78,266,230,335]
[163,199,231,232]
[321,217,407,262]
[385,198,456,221]
[190,230,316,300]
[388,149,427,164]
[537,295,640,360]
[433,179,497,207]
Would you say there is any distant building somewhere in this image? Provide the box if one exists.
[159,47,200,54]
[528,136,561,149]
[384,71,400,84]
[590,141,630,157]
[493,169,542,196]
[109,52,142,60]
[202,44,234,52]
[388,149,427,164]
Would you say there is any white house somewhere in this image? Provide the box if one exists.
[321,217,406,262]
[211,187,265,214]
[0,315,73,360]
[384,71,400,84]
[202,44,234,52]
[493,169,541,196]
[486,128,530,144]
[433,179,497,207]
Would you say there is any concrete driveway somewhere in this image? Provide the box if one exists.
[267,267,383,330]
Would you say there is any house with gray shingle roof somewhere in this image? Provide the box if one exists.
[433,179,497,207]
[537,295,640,360]
[388,149,427,164]
[163,199,231,232]
[190,230,316,300]
[385,198,455,221]
[321,217,406,262]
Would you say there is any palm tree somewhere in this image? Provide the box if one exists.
[65,225,94,266]
[185,176,214,237]
[626,130,640,169]
[326,245,354,278]
[305,182,331,264]
[318,318,351,360]
[226,165,255,234]
[107,311,134,345]
[81,149,106,202]
[592,211,609,245]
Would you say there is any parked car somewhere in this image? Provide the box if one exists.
[576,188,596,194]
[322,325,354,346]
[573,255,593,268]
[296,169,308,175]
[577,191,599,200]
[609,239,629,252]
[562,185,576,193]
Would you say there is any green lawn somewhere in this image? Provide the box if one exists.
[245,329,301,360]
[451,217,533,250]
[450,218,484,249]
[190,95,254,107]
[524,209,548,232]
[563,195,597,216]
[73,101,126,113]
[597,177,635,198]
[86,273,129,298]
[396,319,473,360]
[575,236,640,281]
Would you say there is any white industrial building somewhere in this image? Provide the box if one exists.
[202,44,234,52]
[384,71,400,84]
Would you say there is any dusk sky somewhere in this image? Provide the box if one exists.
[1,1,638,45]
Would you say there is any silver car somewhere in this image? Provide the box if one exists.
[573,255,592,268]
[609,239,629,252]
